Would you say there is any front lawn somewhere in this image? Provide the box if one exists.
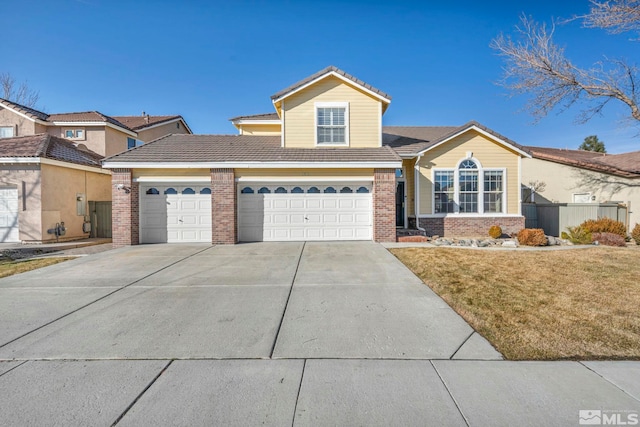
[0,257,74,279]
[390,247,640,360]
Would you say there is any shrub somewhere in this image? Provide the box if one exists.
[580,217,627,239]
[488,225,502,239]
[564,226,593,245]
[516,228,548,246]
[592,232,627,247]
[631,223,640,245]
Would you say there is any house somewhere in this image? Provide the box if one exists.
[102,66,531,246]
[0,134,110,242]
[0,98,192,157]
[522,146,640,229]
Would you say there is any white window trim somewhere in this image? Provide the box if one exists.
[0,125,16,138]
[431,158,507,215]
[63,128,86,141]
[314,102,349,147]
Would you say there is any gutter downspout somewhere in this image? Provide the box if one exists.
[414,154,426,233]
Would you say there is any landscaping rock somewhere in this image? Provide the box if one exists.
[502,240,518,248]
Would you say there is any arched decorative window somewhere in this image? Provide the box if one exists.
[356,187,369,193]
[146,188,160,195]
[324,186,337,193]
[164,187,177,195]
[291,186,304,194]
[340,186,353,193]
[275,187,287,193]
[182,187,195,194]
[458,160,478,213]
[241,187,254,194]
[258,187,271,194]
[307,186,320,193]
[200,188,211,194]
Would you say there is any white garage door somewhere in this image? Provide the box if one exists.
[0,187,19,243]
[140,185,212,243]
[238,183,372,242]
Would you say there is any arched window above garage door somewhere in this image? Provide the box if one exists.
[146,188,160,195]
[356,187,369,193]
[275,187,287,193]
[258,187,271,194]
[241,187,254,194]
[308,186,320,193]
[182,188,195,194]
[291,187,304,193]
[200,188,211,194]
[340,187,353,193]
[324,186,336,193]
[164,188,177,194]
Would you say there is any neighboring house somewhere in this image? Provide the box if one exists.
[522,146,640,229]
[102,66,531,246]
[0,98,192,157]
[0,134,110,242]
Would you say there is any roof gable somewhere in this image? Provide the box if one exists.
[0,97,49,122]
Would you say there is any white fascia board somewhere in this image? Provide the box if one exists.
[102,161,402,169]
[232,119,282,125]
[0,157,109,174]
[134,176,210,183]
[236,176,373,182]
[50,121,138,137]
[272,71,392,104]
[0,104,47,124]
[417,125,532,158]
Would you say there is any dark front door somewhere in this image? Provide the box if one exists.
[396,181,405,227]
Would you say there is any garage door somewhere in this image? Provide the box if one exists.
[238,183,372,242]
[140,185,212,243]
[0,187,19,243]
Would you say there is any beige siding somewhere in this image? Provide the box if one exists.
[235,168,374,180]
[282,76,381,148]
[402,159,416,217]
[418,130,521,215]
[40,164,111,242]
[238,124,282,136]
[0,107,38,136]
[0,164,42,241]
[137,120,190,142]
[522,157,640,228]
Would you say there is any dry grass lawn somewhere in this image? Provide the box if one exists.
[0,257,74,279]
[390,246,640,360]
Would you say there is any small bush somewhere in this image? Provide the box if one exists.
[516,228,548,246]
[592,232,627,247]
[488,225,502,239]
[580,217,627,239]
[564,226,593,245]
[632,223,640,245]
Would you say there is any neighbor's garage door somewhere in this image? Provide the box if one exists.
[0,187,19,243]
[139,185,212,243]
[238,183,372,242]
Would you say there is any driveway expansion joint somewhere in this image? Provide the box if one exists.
[449,331,475,359]
[430,360,471,427]
[579,361,640,403]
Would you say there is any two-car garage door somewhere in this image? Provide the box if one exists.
[238,183,372,242]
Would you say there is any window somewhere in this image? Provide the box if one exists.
[434,171,455,213]
[182,188,195,194]
[164,188,177,194]
[324,186,336,193]
[484,171,503,213]
[340,187,353,193]
[0,127,14,138]
[200,188,211,194]
[275,187,287,193]
[316,103,348,145]
[127,137,136,149]
[258,187,271,194]
[240,187,254,194]
[146,188,160,195]
[64,129,84,140]
[458,161,478,213]
[307,186,320,193]
[291,187,304,193]
[356,187,370,193]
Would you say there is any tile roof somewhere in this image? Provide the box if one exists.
[0,134,103,167]
[527,146,640,178]
[271,66,392,101]
[103,134,401,164]
[0,97,49,121]
[229,113,280,122]
[47,111,132,130]
[112,115,184,130]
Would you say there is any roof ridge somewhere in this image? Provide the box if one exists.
[36,134,52,157]
[0,97,49,120]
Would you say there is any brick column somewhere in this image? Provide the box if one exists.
[211,168,236,244]
[111,168,139,247]
[373,168,396,242]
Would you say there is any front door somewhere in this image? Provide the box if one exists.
[396,181,405,227]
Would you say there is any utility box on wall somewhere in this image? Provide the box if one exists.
[76,193,86,216]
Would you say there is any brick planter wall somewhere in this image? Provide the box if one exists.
[111,169,139,247]
[419,216,525,237]
[373,168,396,242]
[211,168,236,244]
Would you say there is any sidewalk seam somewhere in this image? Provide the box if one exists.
[291,359,307,427]
[579,361,640,403]
[430,361,470,427]
[449,331,475,359]
[0,360,29,378]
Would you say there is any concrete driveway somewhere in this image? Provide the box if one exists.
[0,242,638,426]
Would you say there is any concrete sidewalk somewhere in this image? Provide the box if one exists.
[0,242,637,426]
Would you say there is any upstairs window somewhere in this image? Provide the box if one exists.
[316,103,348,145]
[64,129,84,140]
[127,137,136,149]
[0,126,14,138]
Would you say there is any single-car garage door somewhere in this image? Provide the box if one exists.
[238,183,372,242]
[140,184,212,243]
[0,187,19,243]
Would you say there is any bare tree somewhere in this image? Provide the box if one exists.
[490,1,640,126]
[523,180,547,202]
[1,72,39,108]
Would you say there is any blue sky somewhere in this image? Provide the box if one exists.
[4,0,638,153]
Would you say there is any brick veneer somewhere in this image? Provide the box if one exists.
[111,169,139,247]
[418,216,525,237]
[373,168,396,242]
[211,168,236,244]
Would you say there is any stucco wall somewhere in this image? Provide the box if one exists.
[522,157,640,228]
[40,163,111,242]
[0,164,42,241]
[0,107,38,136]
[136,120,190,142]
[46,126,109,157]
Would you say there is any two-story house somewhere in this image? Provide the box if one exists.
[0,98,192,242]
[103,66,530,245]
